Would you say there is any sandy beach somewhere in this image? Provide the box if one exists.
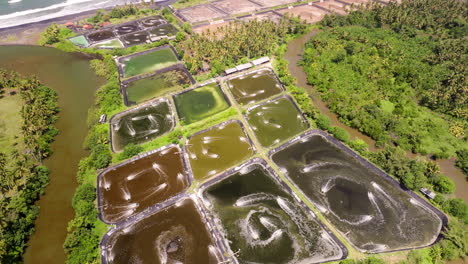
[0,0,177,46]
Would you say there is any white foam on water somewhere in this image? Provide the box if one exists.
[321,178,334,193]
[0,0,128,29]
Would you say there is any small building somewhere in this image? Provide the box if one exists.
[83,24,93,30]
[225,68,238,75]
[420,188,436,199]
[64,22,75,28]
[99,114,107,124]
[251,56,270,66]
[235,63,252,71]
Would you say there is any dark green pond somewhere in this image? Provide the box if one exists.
[271,133,443,252]
[149,24,179,37]
[186,121,254,181]
[87,30,115,42]
[227,68,283,105]
[202,160,344,263]
[174,82,230,125]
[120,31,150,47]
[110,99,174,152]
[0,45,104,264]
[124,67,192,106]
[246,96,308,147]
[98,145,188,224]
[103,198,220,264]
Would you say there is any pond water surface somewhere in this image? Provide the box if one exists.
[98,145,188,224]
[202,160,345,263]
[271,132,443,252]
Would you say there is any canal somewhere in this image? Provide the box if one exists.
[0,45,103,264]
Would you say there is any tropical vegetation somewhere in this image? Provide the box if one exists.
[0,71,59,263]
[303,0,467,164]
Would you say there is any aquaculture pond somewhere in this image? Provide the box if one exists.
[102,198,220,264]
[110,99,174,152]
[120,31,150,47]
[124,67,193,106]
[115,21,140,35]
[227,68,283,105]
[186,121,254,181]
[140,15,167,28]
[120,46,178,78]
[87,30,115,42]
[98,145,188,224]
[68,35,89,47]
[173,82,230,125]
[270,132,443,252]
[149,24,179,37]
[201,160,345,264]
[92,39,124,49]
[246,96,308,147]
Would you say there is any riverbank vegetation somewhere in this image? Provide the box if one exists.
[303,0,466,167]
[0,71,59,263]
[298,0,467,262]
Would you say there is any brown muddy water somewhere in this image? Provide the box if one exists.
[98,145,188,224]
[285,30,468,203]
[0,45,103,264]
[103,198,219,264]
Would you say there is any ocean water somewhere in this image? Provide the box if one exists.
[0,0,140,29]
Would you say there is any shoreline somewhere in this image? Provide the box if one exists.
[0,0,177,46]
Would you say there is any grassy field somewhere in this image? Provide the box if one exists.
[122,48,178,78]
[0,95,23,154]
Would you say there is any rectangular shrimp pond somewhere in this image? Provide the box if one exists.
[98,145,188,224]
[200,159,345,264]
[226,68,283,105]
[118,46,178,78]
[186,121,254,181]
[101,198,221,264]
[246,96,309,148]
[270,131,444,253]
[123,66,193,106]
[173,82,230,125]
[110,99,175,152]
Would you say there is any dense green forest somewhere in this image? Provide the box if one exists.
[0,71,59,262]
[178,16,308,74]
[303,0,467,165]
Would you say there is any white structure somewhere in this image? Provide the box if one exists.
[251,56,270,66]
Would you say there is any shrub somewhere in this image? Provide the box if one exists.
[119,143,143,160]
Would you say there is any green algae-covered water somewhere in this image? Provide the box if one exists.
[246,96,308,147]
[120,47,178,78]
[174,82,230,125]
[110,99,174,152]
[202,160,344,263]
[98,145,188,224]
[227,68,283,105]
[186,121,254,181]
[271,132,443,252]
[124,68,192,106]
[92,39,124,49]
[103,198,220,264]
[0,45,104,264]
